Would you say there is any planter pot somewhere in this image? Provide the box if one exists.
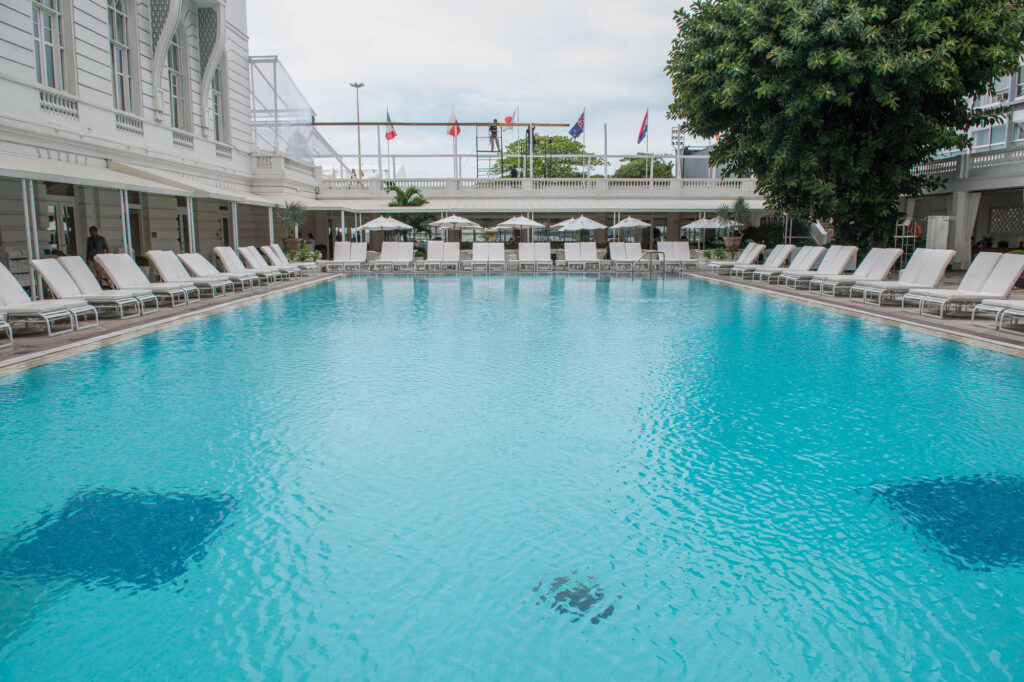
[723,235,743,251]
[282,237,302,252]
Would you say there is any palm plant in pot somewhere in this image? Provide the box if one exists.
[715,197,751,252]
[276,201,308,252]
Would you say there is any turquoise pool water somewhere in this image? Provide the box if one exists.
[2,274,1024,680]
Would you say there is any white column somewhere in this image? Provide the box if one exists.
[231,202,239,248]
[186,196,197,253]
[120,189,132,258]
[951,191,981,268]
[268,206,275,244]
[20,179,37,299]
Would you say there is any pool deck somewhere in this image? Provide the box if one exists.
[2,267,1023,378]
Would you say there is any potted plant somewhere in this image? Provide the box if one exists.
[715,197,751,251]
[287,244,321,263]
[276,201,308,252]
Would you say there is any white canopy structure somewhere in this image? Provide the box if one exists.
[429,215,480,229]
[493,215,546,241]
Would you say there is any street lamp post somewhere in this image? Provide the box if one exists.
[671,125,685,180]
[349,82,365,177]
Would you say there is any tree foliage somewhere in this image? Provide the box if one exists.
[492,135,599,177]
[666,0,1024,245]
[613,155,675,178]
[386,185,430,233]
[275,201,308,238]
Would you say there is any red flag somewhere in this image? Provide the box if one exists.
[385,110,396,141]
[502,106,518,131]
[447,108,461,137]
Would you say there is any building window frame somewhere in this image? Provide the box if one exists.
[166,30,187,130]
[210,64,229,143]
[32,0,73,92]
[107,0,135,113]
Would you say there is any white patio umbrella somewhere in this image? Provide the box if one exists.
[354,215,414,232]
[429,214,480,239]
[608,216,652,231]
[496,215,546,241]
[557,215,607,233]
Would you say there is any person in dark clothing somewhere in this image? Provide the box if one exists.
[86,225,110,281]
[489,119,499,151]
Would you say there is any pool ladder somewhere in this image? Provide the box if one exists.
[630,250,664,274]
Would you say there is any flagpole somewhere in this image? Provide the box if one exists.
[603,123,609,177]
[376,124,383,178]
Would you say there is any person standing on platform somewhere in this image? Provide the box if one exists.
[489,119,499,151]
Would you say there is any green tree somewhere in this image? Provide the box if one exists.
[492,135,599,177]
[613,155,675,178]
[714,197,753,236]
[666,0,1024,246]
[386,185,430,236]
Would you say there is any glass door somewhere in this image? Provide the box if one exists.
[46,203,77,255]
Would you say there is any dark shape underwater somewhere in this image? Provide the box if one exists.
[0,488,233,590]
[874,474,1024,571]
[534,571,617,624]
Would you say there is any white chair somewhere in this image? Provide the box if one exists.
[972,298,1024,331]
[849,249,957,305]
[179,253,259,290]
[59,255,160,314]
[469,243,491,271]
[752,246,825,283]
[778,245,858,288]
[903,253,1024,318]
[95,253,198,307]
[708,242,764,275]
[729,244,792,278]
[488,243,506,270]
[267,243,318,275]
[372,242,414,271]
[808,248,902,296]
[240,246,299,279]
[214,246,282,284]
[442,242,461,270]
[0,316,11,349]
[32,258,144,318]
[562,242,600,270]
[423,241,447,270]
[0,261,95,335]
[147,250,234,297]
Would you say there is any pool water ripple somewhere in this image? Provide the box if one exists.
[1,275,1023,680]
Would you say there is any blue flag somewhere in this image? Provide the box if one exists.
[568,111,585,139]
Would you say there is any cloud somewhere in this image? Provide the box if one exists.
[246,0,689,175]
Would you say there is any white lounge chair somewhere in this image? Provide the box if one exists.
[778,245,858,288]
[849,248,956,305]
[58,255,160,313]
[32,258,145,318]
[610,242,646,270]
[94,253,199,307]
[262,244,313,276]
[752,246,825,283]
[807,248,902,296]
[563,242,601,270]
[902,253,1024,318]
[518,243,552,271]
[179,252,259,290]
[214,246,282,284]
[469,243,502,271]
[240,246,299,279]
[0,261,96,335]
[147,250,234,297]
[729,244,793,279]
[708,242,765,275]
[372,242,415,271]
[423,241,459,271]
[657,241,700,271]
[0,316,11,349]
[972,298,1024,331]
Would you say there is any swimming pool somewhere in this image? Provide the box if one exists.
[2,274,1023,679]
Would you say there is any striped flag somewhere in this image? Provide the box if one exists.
[448,108,461,137]
[385,110,397,141]
[637,110,649,144]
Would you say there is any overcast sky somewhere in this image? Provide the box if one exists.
[246,0,689,176]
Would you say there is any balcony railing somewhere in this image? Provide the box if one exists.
[914,146,1024,181]
[172,130,194,149]
[38,88,79,118]
[115,111,144,136]
[318,176,758,198]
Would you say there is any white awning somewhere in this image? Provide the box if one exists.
[108,161,281,206]
[0,153,188,196]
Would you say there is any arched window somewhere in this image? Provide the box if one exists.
[32,0,68,90]
[108,0,132,112]
[166,31,185,129]
[210,66,226,142]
